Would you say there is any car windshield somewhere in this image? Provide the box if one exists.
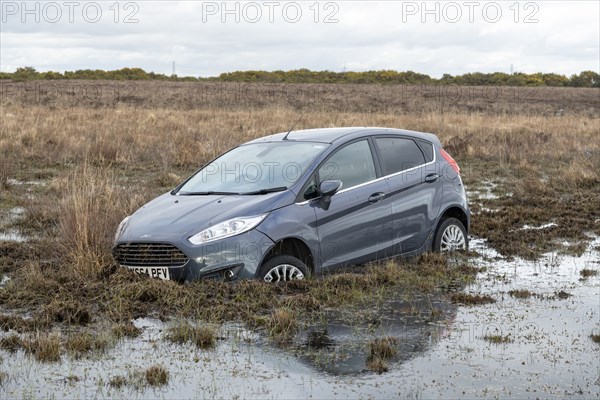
[177,141,329,195]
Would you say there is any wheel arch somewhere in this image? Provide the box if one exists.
[437,205,470,234]
[258,237,315,277]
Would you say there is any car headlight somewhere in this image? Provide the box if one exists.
[188,214,267,245]
[114,216,130,242]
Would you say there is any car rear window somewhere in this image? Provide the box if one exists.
[375,137,426,175]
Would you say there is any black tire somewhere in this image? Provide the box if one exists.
[258,255,308,283]
[433,217,468,252]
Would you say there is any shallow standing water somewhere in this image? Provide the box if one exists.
[0,237,599,399]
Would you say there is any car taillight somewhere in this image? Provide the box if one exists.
[440,148,461,175]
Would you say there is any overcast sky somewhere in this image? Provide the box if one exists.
[0,1,598,77]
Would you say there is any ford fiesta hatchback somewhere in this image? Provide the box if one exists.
[113,127,470,283]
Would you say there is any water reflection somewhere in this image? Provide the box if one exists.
[295,290,458,374]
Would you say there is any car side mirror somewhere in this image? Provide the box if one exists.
[319,180,342,210]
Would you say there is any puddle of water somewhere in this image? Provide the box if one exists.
[1,239,599,399]
[293,291,457,375]
[6,179,47,187]
[520,222,558,230]
[0,207,30,242]
[0,229,28,242]
[467,181,500,201]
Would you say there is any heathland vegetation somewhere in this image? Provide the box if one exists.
[1,67,599,87]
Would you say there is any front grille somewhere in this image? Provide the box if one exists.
[113,242,189,267]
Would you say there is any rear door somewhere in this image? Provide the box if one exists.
[312,139,393,271]
[374,136,442,254]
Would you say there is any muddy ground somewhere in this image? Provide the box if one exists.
[0,83,599,399]
[1,172,598,400]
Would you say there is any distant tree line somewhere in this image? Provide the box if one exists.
[1,66,598,87]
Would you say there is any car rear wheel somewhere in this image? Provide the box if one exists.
[433,217,468,252]
[258,255,308,283]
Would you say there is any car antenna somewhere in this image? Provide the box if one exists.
[282,111,306,140]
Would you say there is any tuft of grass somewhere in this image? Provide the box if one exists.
[267,308,297,341]
[367,336,398,374]
[145,365,169,387]
[450,293,496,305]
[165,321,216,349]
[0,333,24,352]
[42,298,91,325]
[58,164,147,278]
[580,269,598,278]
[366,337,398,374]
[64,332,110,358]
[111,322,142,339]
[555,290,572,299]
[508,289,533,299]
[22,333,61,362]
[483,334,513,344]
[366,357,389,374]
[369,337,398,359]
[0,314,48,333]
[108,375,127,389]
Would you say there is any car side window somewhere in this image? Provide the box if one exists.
[318,140,376,190]
[375,137,426,175]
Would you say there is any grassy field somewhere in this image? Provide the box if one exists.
[0,81,599,373]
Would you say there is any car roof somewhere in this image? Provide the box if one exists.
[244,127,441,146]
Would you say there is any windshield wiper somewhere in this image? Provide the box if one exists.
[177,191,240,196]
[241,186,288,195]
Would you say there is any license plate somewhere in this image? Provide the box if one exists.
[127,266,171,280]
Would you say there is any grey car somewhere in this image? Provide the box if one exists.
[113,127,470,283]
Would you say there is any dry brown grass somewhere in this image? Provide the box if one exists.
[267,308,297,341]
[22,332,62,362]
[508,289,534,299]
[111,321,142,339]
[43,298,92,325]
[165,321,217,349]
[1,81,598,117]
[580,269,598,278]
[0,81,598,354]
[145,365,169,387]
[483,334,513,344]
[0,333,24,352]
[64,332,111,358]
[366,336,399,374]
[450,293,496,306]
[58,164,148,277]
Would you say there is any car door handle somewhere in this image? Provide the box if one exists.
[425,173,439,183]
[368,192,386,203]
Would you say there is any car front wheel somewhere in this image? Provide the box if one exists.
[258,255,308,283]
[433,217,468,252]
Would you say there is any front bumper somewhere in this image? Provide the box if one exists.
[114,229,275,282]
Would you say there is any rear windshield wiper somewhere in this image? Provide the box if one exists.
[177,191,240,196]
[241,187,288,195]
